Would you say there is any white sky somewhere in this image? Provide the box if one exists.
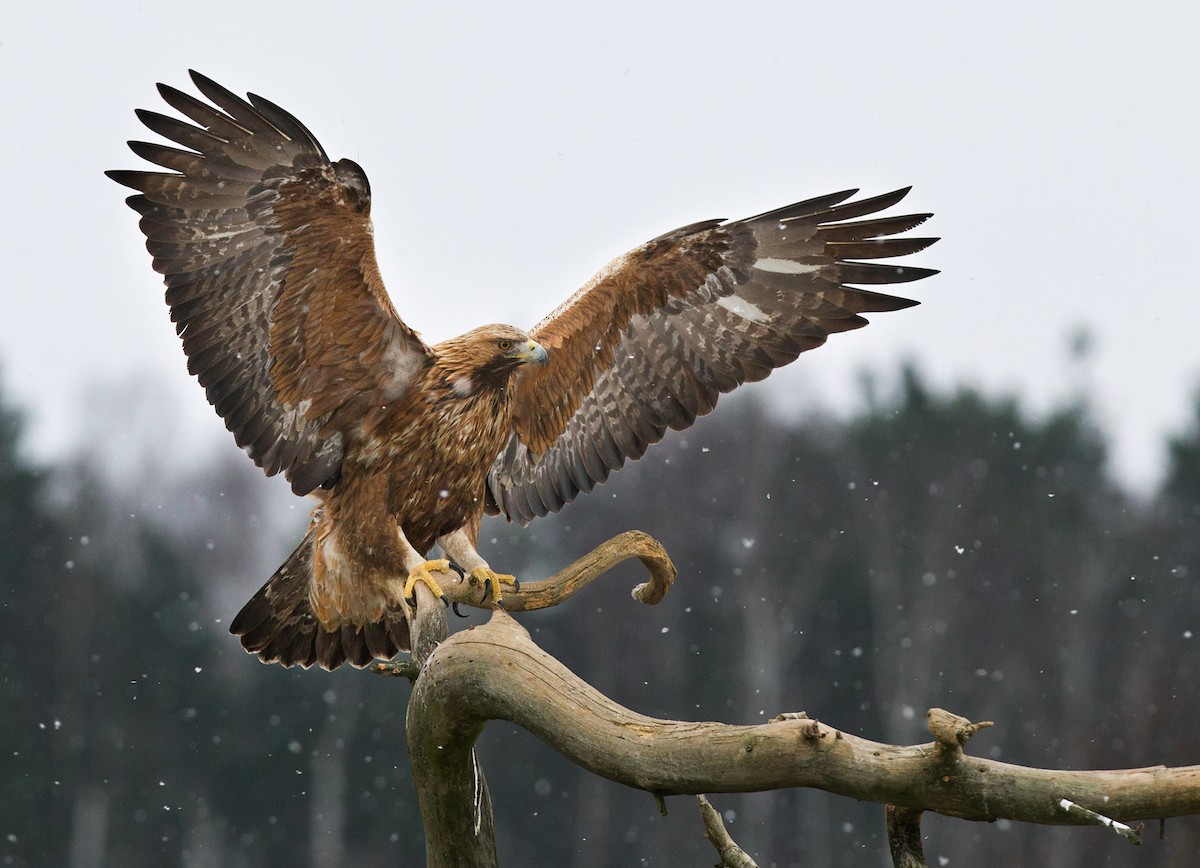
[2,2,1198,492]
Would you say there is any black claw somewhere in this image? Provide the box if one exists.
[405,595,416,610]
[452,602,468,618]
[440,594,450,608]
[447,561,466,579]
[479,580,492,605]
[512,577,521,593]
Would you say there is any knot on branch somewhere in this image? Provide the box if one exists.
[801,721,826,743]
[927,708,993,756]
[770,711,842,746]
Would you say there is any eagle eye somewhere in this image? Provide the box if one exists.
[497,339,513,351]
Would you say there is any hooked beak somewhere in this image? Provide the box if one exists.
[513,339,548,366]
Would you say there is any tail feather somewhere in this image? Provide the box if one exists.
[364,620,407,661]
[229,531,410,670]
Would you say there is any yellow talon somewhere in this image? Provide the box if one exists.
[403,559,452,607]
[468,567,519,605]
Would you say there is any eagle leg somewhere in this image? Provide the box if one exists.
[468,567,520,606]
[403,560,453,608]
[437,527,521,607]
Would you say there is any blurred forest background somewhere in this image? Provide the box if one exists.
[2,361,1199,868]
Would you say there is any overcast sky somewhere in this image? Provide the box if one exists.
[2,2,1197,492]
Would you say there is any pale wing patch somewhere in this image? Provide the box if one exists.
[753,257,822,275]
[715,295,771,324]
[379,332,425,400]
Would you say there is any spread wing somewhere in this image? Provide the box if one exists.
[487,188,938,522]
[108,71,431,495]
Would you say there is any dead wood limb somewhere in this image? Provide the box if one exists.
[371,580,447,679]
[374,530,672,680]
[402,529,672,867]
[405,586,496,867]
[401,533,1197,864]
[410,578,451,666]
[407,610,1200,867]
[885,805,927,868]
[1057,798,1142,845]
[371,658,420,680]
[698,795,759,868]
[433,530,676,611]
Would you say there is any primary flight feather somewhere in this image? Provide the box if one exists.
[109,71,938,670]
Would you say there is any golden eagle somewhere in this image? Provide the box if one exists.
[109,72,938,670]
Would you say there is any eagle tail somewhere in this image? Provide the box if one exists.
[229,531,409,670]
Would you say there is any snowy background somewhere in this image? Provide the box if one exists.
[2,1,1198,487]
[4,6,1200,866]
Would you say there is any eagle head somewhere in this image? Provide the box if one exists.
[435,324,548,393]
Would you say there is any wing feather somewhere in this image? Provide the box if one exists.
[488,188,939,522]
[109,71,431,493]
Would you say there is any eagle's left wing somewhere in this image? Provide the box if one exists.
[108,72,432,495]
[487,188,938,523]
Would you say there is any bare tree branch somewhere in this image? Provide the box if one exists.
[405,580,497,867]
[406,607,1200,864]
[373,530,673,678]
[392,533,1200,864]
[1057,799,1142,845]
[698,795,759,868]
[885,806,927,868]
[409,580,450,666]
[434,530,677,611]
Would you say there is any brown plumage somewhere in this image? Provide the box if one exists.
[110,72,939,670]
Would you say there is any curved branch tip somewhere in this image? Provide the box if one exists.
[434,530,676,613]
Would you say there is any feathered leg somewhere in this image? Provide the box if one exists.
[438,526,519,605]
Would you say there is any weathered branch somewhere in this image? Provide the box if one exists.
[399,533,674,864]
[396,533,1198,865]
[404,581,497,867]
[1058,798,1142,845]
[371,581,451,678]
[409,579,450,666]
[374,530,673,681]
[435,529,676,611]
[698,795,759,868]
[407,609,1200,864]
[881,710,994,868]
[885,806,927,868]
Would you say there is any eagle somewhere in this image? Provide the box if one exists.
[109,71,938,671]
